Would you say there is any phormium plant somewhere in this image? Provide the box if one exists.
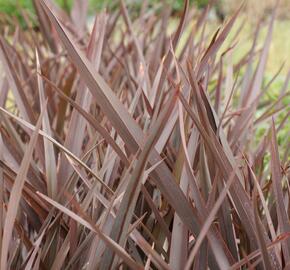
[0,0,289,269]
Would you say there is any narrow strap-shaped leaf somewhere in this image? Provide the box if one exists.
[1,102,45,270]
[36,50,57,199]
[270,119,290,263]
[253,191,273,270]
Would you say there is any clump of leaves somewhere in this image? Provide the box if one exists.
[0,0,289,269]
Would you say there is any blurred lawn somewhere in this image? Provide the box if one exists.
[227,17,290,77]
[174,15,290,76]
